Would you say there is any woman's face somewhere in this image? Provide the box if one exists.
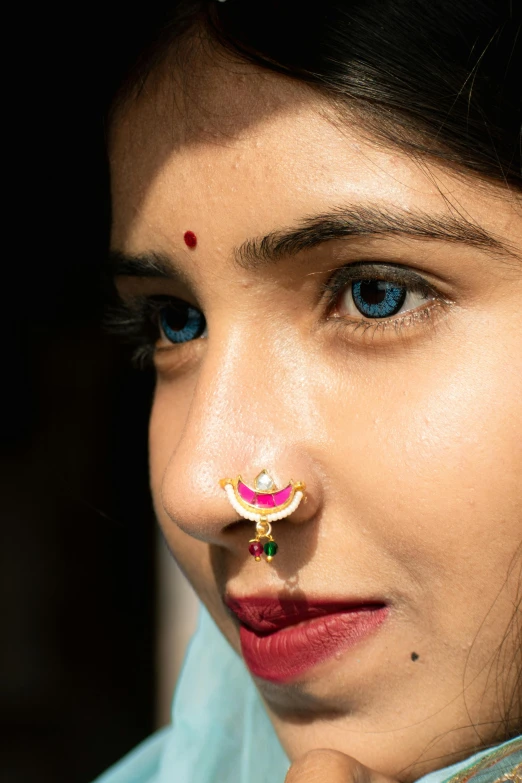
[110,55,522,780]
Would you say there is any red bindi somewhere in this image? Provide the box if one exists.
[184,230,197,249]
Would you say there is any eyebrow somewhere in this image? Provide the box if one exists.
[235,205,516,269]
[109,204,517,279]
[109,249,187,281]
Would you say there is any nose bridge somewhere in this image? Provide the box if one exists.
[159,323,316,543]
[191,324,287,459]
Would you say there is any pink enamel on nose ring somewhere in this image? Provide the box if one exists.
[219,470,306,562]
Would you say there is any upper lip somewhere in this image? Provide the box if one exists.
[225,595,387,634]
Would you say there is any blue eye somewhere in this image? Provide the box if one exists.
[352,280,407,318]
[159,301,206,344]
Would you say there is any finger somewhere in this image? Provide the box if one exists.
[285,749,398,783]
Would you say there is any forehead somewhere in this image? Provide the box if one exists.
[110,50,406,243]
[108,47,515,256]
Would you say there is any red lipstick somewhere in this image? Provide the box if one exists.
[226,597,388,683]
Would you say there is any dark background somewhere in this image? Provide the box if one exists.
[2,10,160,782]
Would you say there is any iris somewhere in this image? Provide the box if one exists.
[159,302,206,344]
[352,280,407,318]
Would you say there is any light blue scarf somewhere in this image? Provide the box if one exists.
[95,605,521,783]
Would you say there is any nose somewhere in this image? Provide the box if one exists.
[155,326,323,551]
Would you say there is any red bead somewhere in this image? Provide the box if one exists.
[249,541,264,558]
[184,230,197,248]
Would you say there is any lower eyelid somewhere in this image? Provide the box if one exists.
[326,297,451,343]
[153,336,207,375]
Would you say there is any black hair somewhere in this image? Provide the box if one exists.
[112,0,521,190]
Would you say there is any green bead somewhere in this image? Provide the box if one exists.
[264,540,278,557]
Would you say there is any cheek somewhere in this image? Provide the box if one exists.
[324,324,521,634]
[149,382,206,581]
[148,383,246,649]
[149,381,187,505]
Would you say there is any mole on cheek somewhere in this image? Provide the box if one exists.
[184,231,197,249]
[411,652,419,661]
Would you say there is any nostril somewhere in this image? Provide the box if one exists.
[222,517,251,535]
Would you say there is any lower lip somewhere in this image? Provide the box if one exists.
[240,606,388,683]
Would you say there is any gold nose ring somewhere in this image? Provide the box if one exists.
[219,470,306,562]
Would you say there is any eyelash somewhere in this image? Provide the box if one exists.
[105,295,178,369]
[108,263,447,368]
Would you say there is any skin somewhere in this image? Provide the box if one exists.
[110,47,522,782]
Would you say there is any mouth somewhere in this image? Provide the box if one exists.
[225,596,389,683]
